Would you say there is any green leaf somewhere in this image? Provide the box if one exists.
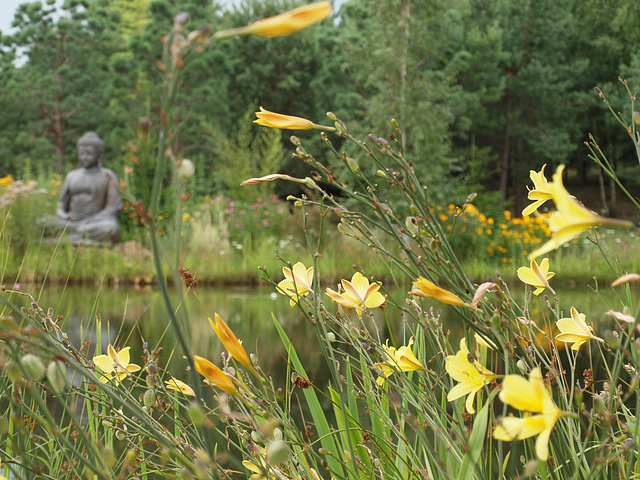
[272,314,343,476]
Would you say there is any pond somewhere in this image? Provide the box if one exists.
[1,281,630,389]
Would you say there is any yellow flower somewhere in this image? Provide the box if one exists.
[165,378,195,396]
[529,165,632,260]
[0,174,13,186]
[215,1,332,39]
[92,344,141,384]
[209,313,252,370]
[194,355,237,395]
[555,306,603,351]
[474,332,496,350]
[410,277,468,308]
[517,258,555,295]
[276,262,314,306]
[253,107,333,130]
[375,337,425,386]
[493,368,562,461]
[325,272,385,317]
[522,164,553,216]
[445,338,496,414]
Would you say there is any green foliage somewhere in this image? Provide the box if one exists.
[0,0,123,175]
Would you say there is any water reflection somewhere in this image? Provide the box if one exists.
[3,281,629,386]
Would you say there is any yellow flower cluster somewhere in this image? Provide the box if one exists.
[437,202,553,263]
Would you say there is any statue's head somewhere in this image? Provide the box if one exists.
[76,132,105,168]
[76,132,105,155]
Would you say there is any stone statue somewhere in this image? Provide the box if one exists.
[44,132,122,244]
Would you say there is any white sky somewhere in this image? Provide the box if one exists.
[0,0,24,34]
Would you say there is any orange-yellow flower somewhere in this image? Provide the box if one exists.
[493,368,562,461]
[517,258,555,295]
[375,337,425,386]
[165,378,195,396]
[522,164,552,216]
[555,306,603,351]
[0,174,13,186]
[529,165,632,260]
[446,338,496,414]
[194,355,237,395]
[276,262,314,306]
[92,344,141,384]
[215,1,332,39]
[253,107,333,130]
[410,277,468,308]
[325,272,385,317]
[209,313,252,369]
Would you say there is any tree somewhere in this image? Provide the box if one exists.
[0,0,123,174]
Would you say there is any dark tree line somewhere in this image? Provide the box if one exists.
[0,0,639,213]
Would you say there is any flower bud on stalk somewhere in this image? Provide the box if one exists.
[177,159,195,181]
[20,354,45,382]
[143,389,157,409]
[47,360,67,394]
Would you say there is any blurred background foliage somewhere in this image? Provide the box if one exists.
[1,0,639,233]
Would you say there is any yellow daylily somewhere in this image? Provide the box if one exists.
[517,258,555,295]
[555,306,603,351]
[209,313,252,369]
[165,378,195,397]
[375,337,425,386]
[194,355,237,395]
[446,338,496,414]
[493,368,562,461]
[522,164,552,216]
[325,272,386,317]
[215,1,332,39]
[529,165,632,260]
[411,277,468,308]
[253,107,333,130]
[276,262,314,306]
[92,344,141,384]
[474,332,496,350]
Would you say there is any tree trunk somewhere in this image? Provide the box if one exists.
[499,71,513,204]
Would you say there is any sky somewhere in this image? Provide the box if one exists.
[0,0,24,34]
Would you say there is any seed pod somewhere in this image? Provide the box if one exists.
[47,360,67,394]
[143,389,157,409]
[5,360,21,382]
[177,159,195,181]
[20,354,45,382]
[187,402,206,426]
[266,439,289,466]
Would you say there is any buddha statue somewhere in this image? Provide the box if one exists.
[45,132,122,244]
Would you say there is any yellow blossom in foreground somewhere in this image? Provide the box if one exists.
[375,337,425,386]
[209,313,252,369]
[529,165,632,260]
[522,164,552,216]
[215,1,332,39]
[446,338,496,414]
[411,277,468,308]
[555,306,603,351]
[276,262,314,306]
[474,332,496,350]
[92,344,141,384]
[517,258,555,295]
[253,107,334,130]
[194,355,237,395]
[326,272,385,317]
[494,368,562,461]
[165,378,195,396]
